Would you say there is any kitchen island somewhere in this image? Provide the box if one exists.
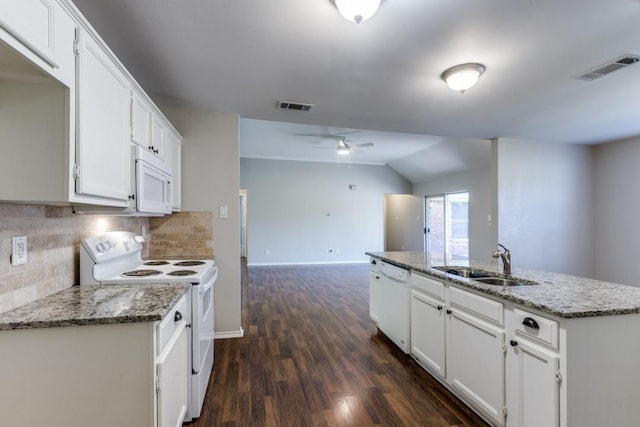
[0,283,191,427]
[367,251,640,427]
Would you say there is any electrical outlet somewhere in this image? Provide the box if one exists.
[11,236,27,266]
[265,249,270,255]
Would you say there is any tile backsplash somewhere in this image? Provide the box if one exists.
[148,211,214,259]
[0,203,148,314]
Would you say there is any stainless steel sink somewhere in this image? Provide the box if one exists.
[474,277,533,287]
[434,267,492,279]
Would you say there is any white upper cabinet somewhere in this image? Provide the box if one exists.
[131,89,152,149]
[131,89,169,162]
[75,27,130,204]
[150,112,166,160]
[166,129,181,211]
[0,0,75,86]
[0,0,181,211]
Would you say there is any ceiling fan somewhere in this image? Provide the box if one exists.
[296,132,374,155]
[329,137,374,155]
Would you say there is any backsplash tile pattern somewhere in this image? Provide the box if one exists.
[148,211,214,260]
[0,203,148,314]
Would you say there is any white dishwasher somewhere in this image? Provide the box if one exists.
[378,261,410,353]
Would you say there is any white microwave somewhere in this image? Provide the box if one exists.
[133,145,172,215]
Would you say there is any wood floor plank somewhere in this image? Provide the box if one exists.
[188,261,488,427]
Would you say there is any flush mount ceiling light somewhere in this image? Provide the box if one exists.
[331,0,382,24]
[441,63,486,94]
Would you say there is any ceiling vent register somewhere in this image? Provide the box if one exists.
[573,55,640,81]
[277,100,315,111]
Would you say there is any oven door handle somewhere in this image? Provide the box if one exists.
[198,268,217,295]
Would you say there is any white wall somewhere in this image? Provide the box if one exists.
[496,138,595,277]
[413,168,496,261]
[240,158,412,265]
[155,98,242,338]
[593,136,640,286]
[384,194,423,251]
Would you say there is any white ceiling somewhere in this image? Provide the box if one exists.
[72,0,640,182]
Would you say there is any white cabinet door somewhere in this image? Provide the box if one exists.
[410,290,446,377]
[75,28,130,203]
[447,308,505,426]
[157,321,188,427]
[0,0,57,67]
[131,90,152,149]
[369,270,381,324]
[0,0,76,86]
[506,338,559,427]
[166,129,181,211]
[151,113,166,160]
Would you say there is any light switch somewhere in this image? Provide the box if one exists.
[219,206,228,218]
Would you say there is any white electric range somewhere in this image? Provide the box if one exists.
[79,231,216,422]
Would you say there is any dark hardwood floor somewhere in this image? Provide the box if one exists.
[189,261,488,426]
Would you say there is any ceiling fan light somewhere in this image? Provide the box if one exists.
[337,148,351,155]
[441,63,486,94]
[332,0,381,24]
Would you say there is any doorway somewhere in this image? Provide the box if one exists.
[425,192,469,264]
[239,189,247,258]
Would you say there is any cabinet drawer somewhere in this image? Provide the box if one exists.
[449,286,503,326]
[157,294,188,355]
[411,272,445,301]
[512,308,558,349]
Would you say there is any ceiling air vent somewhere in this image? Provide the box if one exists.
[277,100,314,111]
[573,55,640,81]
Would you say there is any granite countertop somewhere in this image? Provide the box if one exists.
[366,251,640,319]
[0,283,191,331]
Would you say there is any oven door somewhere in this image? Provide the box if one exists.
[136,158,172,214]
[191,267,216,373]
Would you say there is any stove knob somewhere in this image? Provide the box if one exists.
[95,243,105,252]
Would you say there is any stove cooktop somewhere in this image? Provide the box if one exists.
[99,259,216,285]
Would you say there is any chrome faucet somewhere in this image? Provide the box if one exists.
[492,244,511,275]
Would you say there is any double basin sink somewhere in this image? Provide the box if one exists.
[434,267,536,287]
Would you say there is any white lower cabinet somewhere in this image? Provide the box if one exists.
[505,336,559,427]
[409,272,506,426]
[0,296,189,427]
[410,277,446,377]
[447,307,505,425]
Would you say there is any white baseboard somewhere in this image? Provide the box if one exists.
[214,327,244,339]
[247,260,369,267]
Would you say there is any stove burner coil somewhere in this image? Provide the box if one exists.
[173,261,206,267]
[121,269,162,277]
[167,270,197,276]
[143,261,170,266]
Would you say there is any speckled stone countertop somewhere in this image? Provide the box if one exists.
[0,283,191,331]
[366,251,640,318]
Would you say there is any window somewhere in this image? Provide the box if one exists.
[425,192,469,265]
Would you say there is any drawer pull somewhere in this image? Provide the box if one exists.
[174,311,183,322]
[522,317,539,329]
[510,339,518,347]
[446,309,452,315]
[437,305,443,311]
[371,260,377,265]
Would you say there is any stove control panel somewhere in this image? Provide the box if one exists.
[81,231,144,263]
